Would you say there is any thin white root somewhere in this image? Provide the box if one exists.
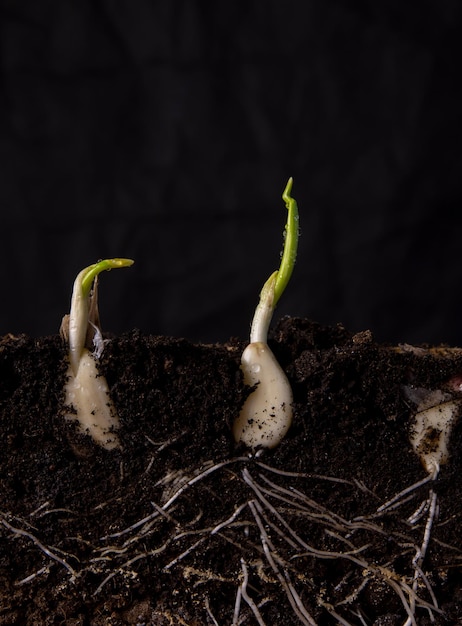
[240,559,268,626]
[247,499,317,626]
[376,472,436,514]
[317,597,355,626]
[205,596,220,626]
[232,584,243,626]
[1,516,77,581]
[403,489,439,626]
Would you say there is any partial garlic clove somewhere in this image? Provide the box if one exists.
[64,349,120,450]
[233,342,293,449]
[404,386,459,475]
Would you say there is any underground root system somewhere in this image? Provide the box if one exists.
[1,318,462,625]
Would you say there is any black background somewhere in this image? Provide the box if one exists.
[1,1,462,345]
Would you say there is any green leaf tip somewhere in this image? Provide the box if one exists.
[81,258,134,298]
[273,177,299,306]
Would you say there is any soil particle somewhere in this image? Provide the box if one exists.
[1,318,461,624]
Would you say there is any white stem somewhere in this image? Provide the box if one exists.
[68,267,90,376]
[249,271,277,344]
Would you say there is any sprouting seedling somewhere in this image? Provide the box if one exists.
[61,258,134,450]
[233,178,299,449]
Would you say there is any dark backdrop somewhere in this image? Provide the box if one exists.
[1,1,462,345]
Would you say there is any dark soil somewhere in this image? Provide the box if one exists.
[1,317,461,625]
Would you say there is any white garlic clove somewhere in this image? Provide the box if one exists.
[233,342,293,449]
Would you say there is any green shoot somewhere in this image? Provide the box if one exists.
[250,177,299,344]
[81,258,134,299]
[234,179,299,449]
[274,176,299,306]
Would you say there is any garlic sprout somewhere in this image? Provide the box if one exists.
[233,178,299,449]
[61,258,134,450]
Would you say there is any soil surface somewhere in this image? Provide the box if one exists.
[1,317,462,625]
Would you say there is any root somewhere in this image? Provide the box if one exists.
[4,456,458,625]
[239,559,268,626]
[403,489,439,626]
[0,513,78,582]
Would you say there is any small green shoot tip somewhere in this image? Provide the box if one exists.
[81,258,134,299]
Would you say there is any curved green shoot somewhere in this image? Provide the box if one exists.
[81,258,134,299]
